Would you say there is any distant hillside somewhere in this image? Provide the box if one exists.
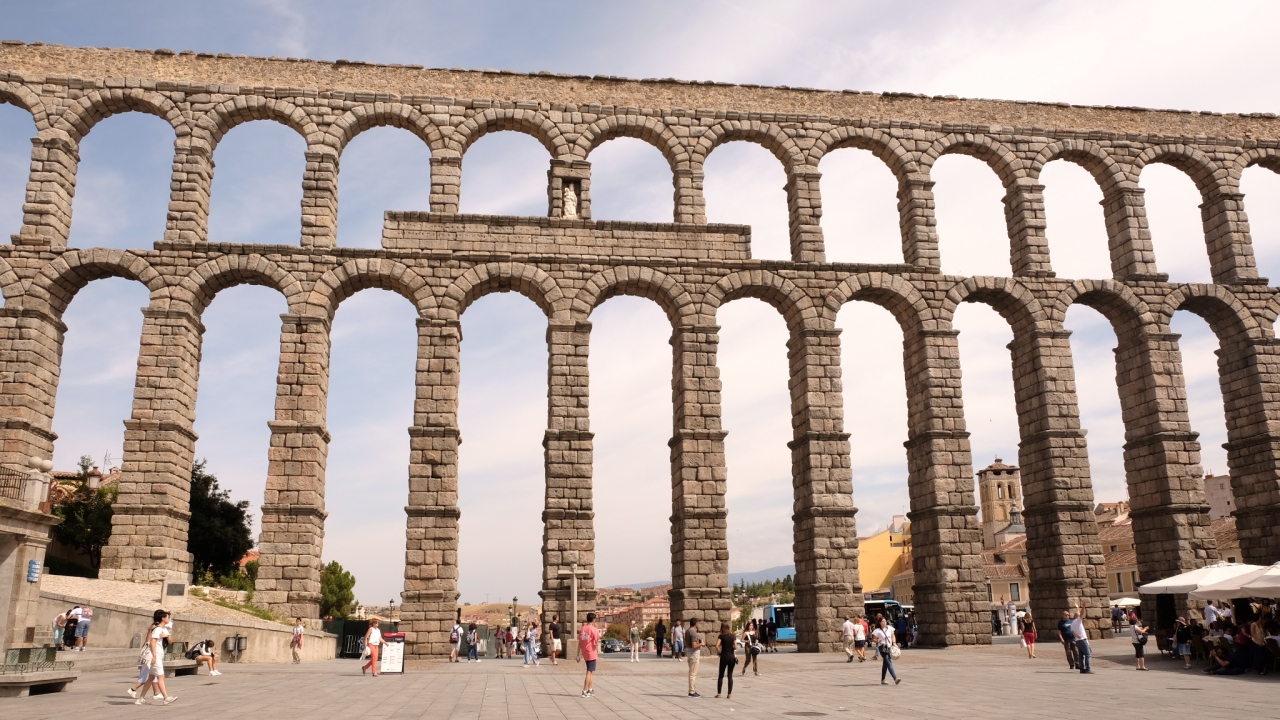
[623,564,797,589]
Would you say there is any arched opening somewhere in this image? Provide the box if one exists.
[820,148,903,264]
[323,289,417,608]
[68,113,174,250]
[1042,160,1111,279]
[1170,311,1228,480]
[459,131,549,217]
[704,142,790,261]
[587,137,674,222]
[590,297,672,590]
[455,292,547,608]
[208,121,307,244]
[1240,164,1280,282]
[337,127,432,249]
[932,155,1011,277]
[1063,304,1127,506]
[1141,163,1211,283]
[0,102,35,236]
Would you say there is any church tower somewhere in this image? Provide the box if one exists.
[977,458,1022,549]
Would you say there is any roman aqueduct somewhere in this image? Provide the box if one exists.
[0,42,1278,656]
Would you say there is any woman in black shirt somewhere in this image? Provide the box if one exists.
[714,623,738,699]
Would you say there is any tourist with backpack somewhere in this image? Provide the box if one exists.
[449,621,463,663]
[466,623,481,662]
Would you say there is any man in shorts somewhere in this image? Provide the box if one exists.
[672,619,685,660]
[449,621,463,663]
[73,606,92,651]
[578,612,601,698]
[549,614,562,665]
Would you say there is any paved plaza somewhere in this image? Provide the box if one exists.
[4,639,1277,719]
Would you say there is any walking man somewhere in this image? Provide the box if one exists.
[578,612,601,698]
[655,618,667,658]
[1057,611,1079,669]
[291,618,305,664]
[449,620,464,663]
[549,614,562,665]
[1070,602,1092,674]
[842,615,858,662]
[686,618,703,698]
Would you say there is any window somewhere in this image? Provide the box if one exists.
[1110,545,1117,552]
[987,584,993,602]
[998,484,1004,499]
[1010,583,1021,602]
[1228,556,1236,563]
[1116,574,1125,592]
[1130,572,1138,588]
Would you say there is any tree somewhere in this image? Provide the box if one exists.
[187,459,255,579]
[51,455,117,571]
[604,623,627,641]
[320,561,357,618]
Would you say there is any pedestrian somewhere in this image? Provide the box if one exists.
[872,617,901,685]
[290,618,305,664]
[628,620,641,662]
[449,619,463,663]
[894,613,909,650]
[128,609,176,705]
[1019,612,1038,659]
[508,625,518,659]
[524,620,540,666]
[577,612,601,698]
[859,614,870,660]
[362,618,384,677]
[1130,615,1149,671]
[466,623,481,662]
[63,606,80,652]
[191,638,222,676]
[1005,598,1017,637]
[52,609,67,651]
[71,605,92,651]
[549,614,562,665]
[1173,617,1192,669]
[672,619,685,660]
[1204,599,1219,627]
[766,617,778,652]
[1057,611,1079,669]
[740,620,760,676]
[686,618,703,698]
[870,613,883,660]
[655,618,667,658]
[841,615,858,662]
[714,622,737,699]
[1111,605,1123,634]
[1070,602,1092,674]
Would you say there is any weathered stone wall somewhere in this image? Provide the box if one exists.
[0,42,1277,655]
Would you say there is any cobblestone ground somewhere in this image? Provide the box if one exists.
[4,638,1277,719]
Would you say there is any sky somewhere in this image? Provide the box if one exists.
[3,0,1280,606]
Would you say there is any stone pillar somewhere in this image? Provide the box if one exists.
[1200,189,1260,284]
[541,321,595,630]
[1114,330,1218,622]
[1100,186,1161,281]
[786,167,825,263]
[14,134,78,248]
[1,531,58,652]
[1007,328,1110,638]
[548,159,591,219]
[901,327,987,645]
[674,166,706,225]
[1003,181,1053,277]
[255,314,331,620]
[788,326,860,652]
[668,324,731,626]
[164,140,213,242]
[1216,337,1280,565]
[898,173,940,272]
[402,318,461,657]
[430,155,461,214]
[0,307,63,470]
[301,148,338,248]
[100,308,203,582]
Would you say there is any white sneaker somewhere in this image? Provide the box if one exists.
[164,696,178,705]
[134,698,147,705]
[476,660,481,663]
[210,670,221,676]
[127,688,138,699]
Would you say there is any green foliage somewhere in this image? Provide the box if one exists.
[730,575,796,604]
[320,561,357,619]
[195,559,259,599]
[604,623,627,641]
[210,597,283,623]
[187,459,255,579]
[50,455,117,571]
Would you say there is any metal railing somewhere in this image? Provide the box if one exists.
[0,464,25,502]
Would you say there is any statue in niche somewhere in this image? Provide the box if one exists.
[563,182,579,219]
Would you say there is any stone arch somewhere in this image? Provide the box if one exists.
[822,272,933,334]
[26,249,163,318]
[574,115,687,170]
[1160,284,1263,346]
[939,276,1049,335]
[327,103,445,155]
[921,133,1027,189]
[1031,140,1127,196]
[1235,147,1280,175]
[1134,144,1231,197]
[0,81,52,131]
[1050,279,1155,339]
[56,88,186,142]
[449,108,566,158]
[809,126,917,178]
[0,256,21,304]
[701,269,821,332]
[570,266,695,326]
[177,254,307,316]
[198,95,318,147]
[692,119,805,170]
[306,258,434,319]
[440,262,567,323]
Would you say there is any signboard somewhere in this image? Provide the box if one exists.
[380,632,405,674]
[27,559,40,583]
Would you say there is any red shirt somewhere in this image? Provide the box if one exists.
[579,625,601,661]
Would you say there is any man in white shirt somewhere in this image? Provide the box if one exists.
[1204,600,1219,626]
[449,622,464,663]
[841,616,858,662]
[1070,602,1092,674]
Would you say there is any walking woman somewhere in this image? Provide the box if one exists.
[466,623,481,662]
[1020,612,1038,659]
[523,620,540,666]
[1130,615,1150,670]
[714,622,738,699]
[872,617,901,685]
[129,609,177,704]
[740,620,760,676]
[629,621,641,662]
[362,618,383,677]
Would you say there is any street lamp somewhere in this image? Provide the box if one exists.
[87,466,103,490]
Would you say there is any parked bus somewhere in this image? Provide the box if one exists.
[761,604,796,643]
[863,599,905,625]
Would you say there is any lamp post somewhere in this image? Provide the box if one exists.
[87,466,102,490]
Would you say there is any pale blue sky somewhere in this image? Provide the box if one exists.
[3,1,1279,605]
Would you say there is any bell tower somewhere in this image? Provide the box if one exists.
[977,458,1022,549]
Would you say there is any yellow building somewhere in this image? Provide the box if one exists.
[857,515,910,594]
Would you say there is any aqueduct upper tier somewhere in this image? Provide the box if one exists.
[1,42,1278,656]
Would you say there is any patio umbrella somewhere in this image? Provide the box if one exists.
[1188,563,1279,600]
[1109,597,1141,607]
[1138,562,1263,595]
[1232,562,1280,598]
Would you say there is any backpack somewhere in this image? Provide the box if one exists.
[450,626,461,643]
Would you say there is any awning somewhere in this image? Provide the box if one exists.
[1138,562,1263,595]
[1188,562,1280,600]
[1109,597,1141,607]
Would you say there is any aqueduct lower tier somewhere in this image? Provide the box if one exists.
[1,43,1280,656]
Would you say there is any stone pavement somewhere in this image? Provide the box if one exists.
[3,639,1277,719]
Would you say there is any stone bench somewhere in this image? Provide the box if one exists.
[0,648,79,697]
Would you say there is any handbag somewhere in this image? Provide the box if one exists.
[1137,633,1148,646]
[888,644,901,659]
[137,644,154,668]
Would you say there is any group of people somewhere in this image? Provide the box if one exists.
[125,609,222,706]
[840,614,904,685]
[1178,599,1279,676]
[52,605,92,651]
[453,614,565,667]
